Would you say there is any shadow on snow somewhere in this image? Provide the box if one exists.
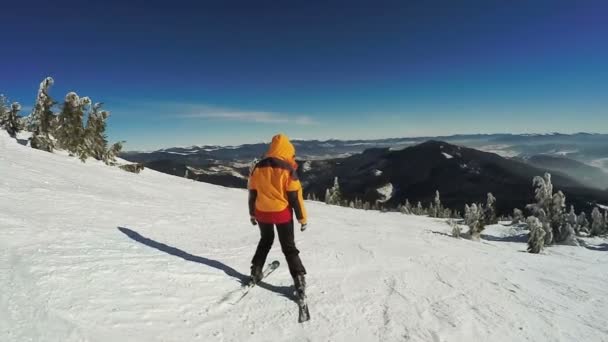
[117,226,296,302]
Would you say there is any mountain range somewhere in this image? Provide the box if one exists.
[121,133,608,215]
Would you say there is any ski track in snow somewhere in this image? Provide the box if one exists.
[1,131,608,342]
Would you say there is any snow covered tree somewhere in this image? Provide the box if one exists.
[566,205,578,233]
[431,190,443,217]
[448,219,461,238]
[29,77,56,152]
[536,209,553,245]
[80,102,108,160]
[0,95,8,129]
[104,141,123,165]
[55,92,87,154]
[527,173,573,244]
[526,216,545,254]
[577,211,589,235]
[484,192,497,224]
[465,203,485,241]
[512,208,524,225]
[325,177,342,205]
[401,199,412,214]
[590,207,605,236]
[1,101,22,138]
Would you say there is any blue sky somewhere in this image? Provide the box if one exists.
[2,0,607,150]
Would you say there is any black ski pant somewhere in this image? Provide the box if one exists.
[251,221,306,278]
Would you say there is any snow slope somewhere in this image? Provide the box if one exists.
[1,132,608,342]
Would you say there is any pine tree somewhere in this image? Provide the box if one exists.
[1,100,22,138]
[551,191,568,241]
[465,203,485,241]
[433,190,442,218]
[577,211,589,235]
[527,173,572,244]
[404,199,412,214]
[29,77,56,152]
[81,102,110,161]
[590,207,605,236]
[55,92,86,154]
[566,205,578,234]
[537,209,553,245]
[485,192,497,224]
[104,141,123,165]
[325,177,342,205]
[512,208,524,224]
[527,216,546,254]
[415,201,423,215]
[448,219,461,238]
[0,95,8,129]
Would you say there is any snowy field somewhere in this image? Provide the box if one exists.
[1,131,608,342]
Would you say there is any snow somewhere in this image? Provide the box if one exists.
[302,161,312,172]
[376,183,394,203]
[373,169,383,176]
[2,131,608,342]
[598,204,608,211]
[441,152,453,159]
[187,165,246,179]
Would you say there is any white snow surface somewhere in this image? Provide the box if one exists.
[1,131,608,342]
[441,152,454,159]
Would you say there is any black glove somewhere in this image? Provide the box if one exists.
[250,217,258,226]
[300,223,308,232]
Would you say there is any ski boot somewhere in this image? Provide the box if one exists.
[250,264,263,284]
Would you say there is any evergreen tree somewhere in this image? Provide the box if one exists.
[0,95,8,128]
[577,211,589,235]
[527,173,573,244]
[29,77,56,152]
[415,201,423,215]
[55,92,87,154]
[403,199,412,214]
[104,141,123,165]
[590,207,605,236]
[566,205,578,234]
[465,203,485,241]
[81,102,110,161]
[448,219,461,238]
[5,102,22,137]
[537,209,553,245]
[527,216,546,254]
[1,99,22,138]
[433,190,443,217]
[512,208,524,224]
[325,177,342,205]
[485,192,497,224]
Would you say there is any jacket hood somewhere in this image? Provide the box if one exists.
[265,134,296,164]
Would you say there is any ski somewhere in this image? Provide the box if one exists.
[230,260,280,305]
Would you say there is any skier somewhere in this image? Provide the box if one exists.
[248,133,308,297]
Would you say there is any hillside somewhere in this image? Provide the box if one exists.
[303,141,608,215]
[1,131,608,342]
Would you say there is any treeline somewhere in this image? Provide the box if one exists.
[0,77,123,164]
[308,175,607,253]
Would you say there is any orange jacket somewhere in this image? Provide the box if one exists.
[248,134,307,224]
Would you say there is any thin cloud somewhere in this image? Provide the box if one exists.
[176,105,318,125]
